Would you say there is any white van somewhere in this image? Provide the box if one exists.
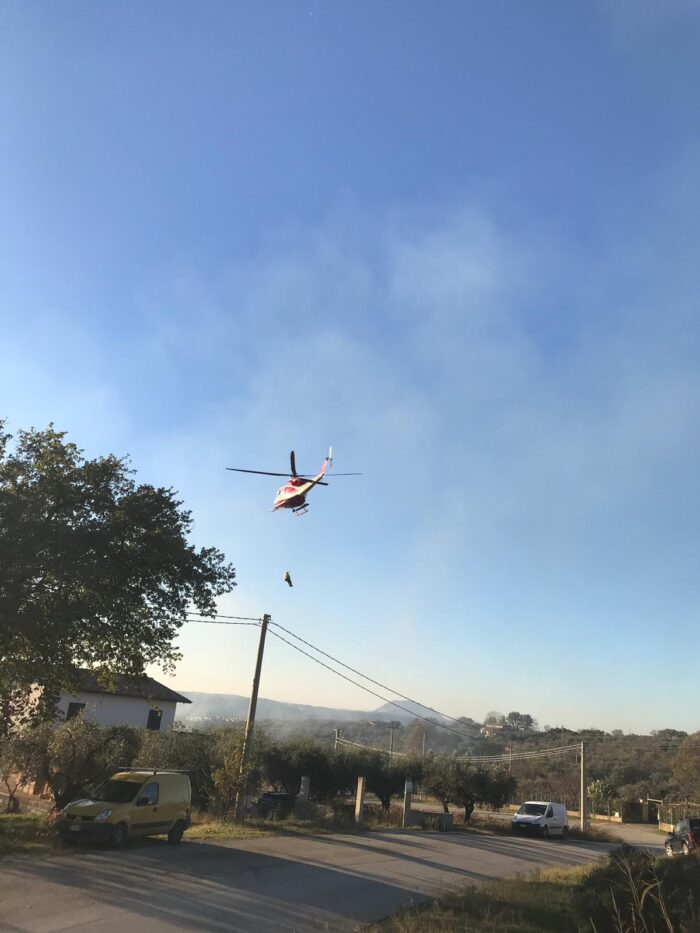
[511,801,568,838]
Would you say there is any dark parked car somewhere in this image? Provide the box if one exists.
[256,792,295,819]
[664,818,700,856]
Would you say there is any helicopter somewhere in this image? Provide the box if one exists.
[226,447,361,514]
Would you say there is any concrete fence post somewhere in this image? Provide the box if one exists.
[402,780,413,829]
[355,776,366,825]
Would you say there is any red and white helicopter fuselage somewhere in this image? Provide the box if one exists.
[273,456,330,513]
[227,447,359,515]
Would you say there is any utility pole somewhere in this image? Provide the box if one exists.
[234,613,270,823]
[506,745,513,772]
[389,721,401,755]
[580,740,588,831]
[334,728,342,753]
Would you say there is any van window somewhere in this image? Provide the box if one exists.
[92,779,142,804]
[545,806,553,818]
[139,783,159,805]
[518,803,547,816]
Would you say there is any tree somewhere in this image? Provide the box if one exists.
[363,753,413,812]
[263,738,336,800]
[135,728,222,811]
[0,733,23,812]
[450,764,517,822]
[0,424,236,732]
[587,779,617,815]
[15,715,140,809]
[671,733,700,801]
[423,755,458,813]
[211,728,267,816]
[503,712,537,733]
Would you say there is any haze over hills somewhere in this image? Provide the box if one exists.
[179,691,479,728]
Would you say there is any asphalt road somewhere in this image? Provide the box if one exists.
[1,830,621,933]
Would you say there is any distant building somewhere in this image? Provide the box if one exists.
[480,722,504,737]
[57,669,191,732]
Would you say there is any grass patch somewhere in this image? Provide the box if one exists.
[0,813,61,858]
[187,814,343,841]
[373,849,700,932]
[372,864,591,932]
[461,813,623,845]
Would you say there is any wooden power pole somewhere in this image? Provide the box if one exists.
[234,613,270,822]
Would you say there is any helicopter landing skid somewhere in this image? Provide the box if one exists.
[292,503,309,516]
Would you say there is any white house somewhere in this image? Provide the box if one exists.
[57,669,191,732]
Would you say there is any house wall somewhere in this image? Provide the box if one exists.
[56,692,178,731]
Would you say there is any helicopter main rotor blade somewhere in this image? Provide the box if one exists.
[323,472,363,476]
[290,450,297,477]
[226,468,291,477]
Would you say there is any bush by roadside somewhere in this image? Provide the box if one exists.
[373,848,700,933]
[0,814,60,858]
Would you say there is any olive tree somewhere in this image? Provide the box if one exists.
[15,715,140,809]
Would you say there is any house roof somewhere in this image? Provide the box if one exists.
[72,669,191,705]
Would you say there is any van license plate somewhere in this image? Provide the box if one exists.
[70,823,80,831]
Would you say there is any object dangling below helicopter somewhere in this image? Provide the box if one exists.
[226,448,361,514]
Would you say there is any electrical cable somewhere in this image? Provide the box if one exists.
[336,737,407,757]
[267,627,475,740]
[269,620,479,735]
[187,611,261,622]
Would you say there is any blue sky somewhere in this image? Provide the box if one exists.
[2,2,700,731]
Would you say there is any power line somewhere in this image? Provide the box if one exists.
[267,628,476,741]
[189,618,261,626]
[335,734,578,764]
[462,744,581,763]
[268,627,590,757]
[187,611,262,623]
[336,736,407,758]
[269,620,478,736]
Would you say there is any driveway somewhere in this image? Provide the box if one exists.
[1,830,615,932]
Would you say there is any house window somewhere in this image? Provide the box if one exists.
[146,708,162,731]
[65,702,86,720]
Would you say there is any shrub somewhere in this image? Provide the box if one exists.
[575,845,700,932]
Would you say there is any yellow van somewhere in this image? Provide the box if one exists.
[58,770,191,847]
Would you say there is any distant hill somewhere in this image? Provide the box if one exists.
[178,691,474,727]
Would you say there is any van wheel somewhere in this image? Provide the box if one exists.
[542,825,549,838]
[561,826,568,840]
[111,823,128,848]
[682,841,690,856]
[168,821,185,845]
[665,843,674,857]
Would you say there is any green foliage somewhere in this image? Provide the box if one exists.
[211,728,266,815]
[422,756,516,820]
[423,755,458,813]
[575,846,700,932]
[587,779,618,814]
[263,738,333,799]
[503,712,537,733]
[671,732,700,801]
[362,753,419,811]
[134,729,223,810]
[14,714,140,809]
[0,423,236,732]
[0,734,22,812]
